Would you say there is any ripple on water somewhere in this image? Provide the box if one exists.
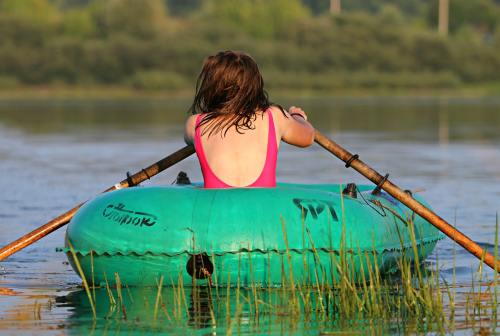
[0,98,499,334]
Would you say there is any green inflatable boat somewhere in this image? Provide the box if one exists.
[63,182,442,287]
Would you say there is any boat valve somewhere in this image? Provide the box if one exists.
[342,183,357,198]
[186,253,214,280]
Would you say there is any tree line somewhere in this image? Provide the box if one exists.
[0,0,499,92]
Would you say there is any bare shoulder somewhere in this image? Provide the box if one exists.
[269,105,287,119]
[187,114,198,127]
[268,105,288,135]
[184,114,198,145]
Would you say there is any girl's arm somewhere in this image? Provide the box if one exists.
[274,106,315,147]
[184,115,196,145]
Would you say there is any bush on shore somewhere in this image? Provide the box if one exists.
[0,0,499,92]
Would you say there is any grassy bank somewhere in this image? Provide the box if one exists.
[1,83,500,101]
[2,1,500,99]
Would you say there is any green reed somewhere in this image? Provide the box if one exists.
[103,272,116,307]
[114,272,127,320]
[153,275,164,321]
[68,214,500,334]
[67,238,96,319]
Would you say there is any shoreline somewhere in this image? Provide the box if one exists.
[0,85,499,101]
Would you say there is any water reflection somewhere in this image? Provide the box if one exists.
[58,286,378,335]
[0,287,19,296]
[0,97,499,143]
[59,286,228,335]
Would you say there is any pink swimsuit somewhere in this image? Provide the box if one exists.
[194,109,278,188]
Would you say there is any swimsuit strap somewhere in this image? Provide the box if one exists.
[248,108,277,187]
[194,114,231,188]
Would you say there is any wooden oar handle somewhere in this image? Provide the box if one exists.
[314,130,500,273]
[0,146,195,261]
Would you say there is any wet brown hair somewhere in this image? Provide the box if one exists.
[189,50,282,136]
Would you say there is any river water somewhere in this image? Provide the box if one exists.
[0,97,499,334]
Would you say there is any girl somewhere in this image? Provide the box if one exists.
[184,50,315,188]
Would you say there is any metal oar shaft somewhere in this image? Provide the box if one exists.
[314,130,500,273]
[0,145,195,261]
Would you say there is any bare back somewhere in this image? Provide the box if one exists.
[184,106,315,187]
[192,109,279,187]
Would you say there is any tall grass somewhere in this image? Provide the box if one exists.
[67,216,500,334]
[67,238,96,319]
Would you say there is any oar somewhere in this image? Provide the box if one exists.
[3,132,497,272]
[0,145,195,261]
[314,130,500,272]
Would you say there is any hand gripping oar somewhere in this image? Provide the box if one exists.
[314,130,500,273]
[0,145,195,261]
